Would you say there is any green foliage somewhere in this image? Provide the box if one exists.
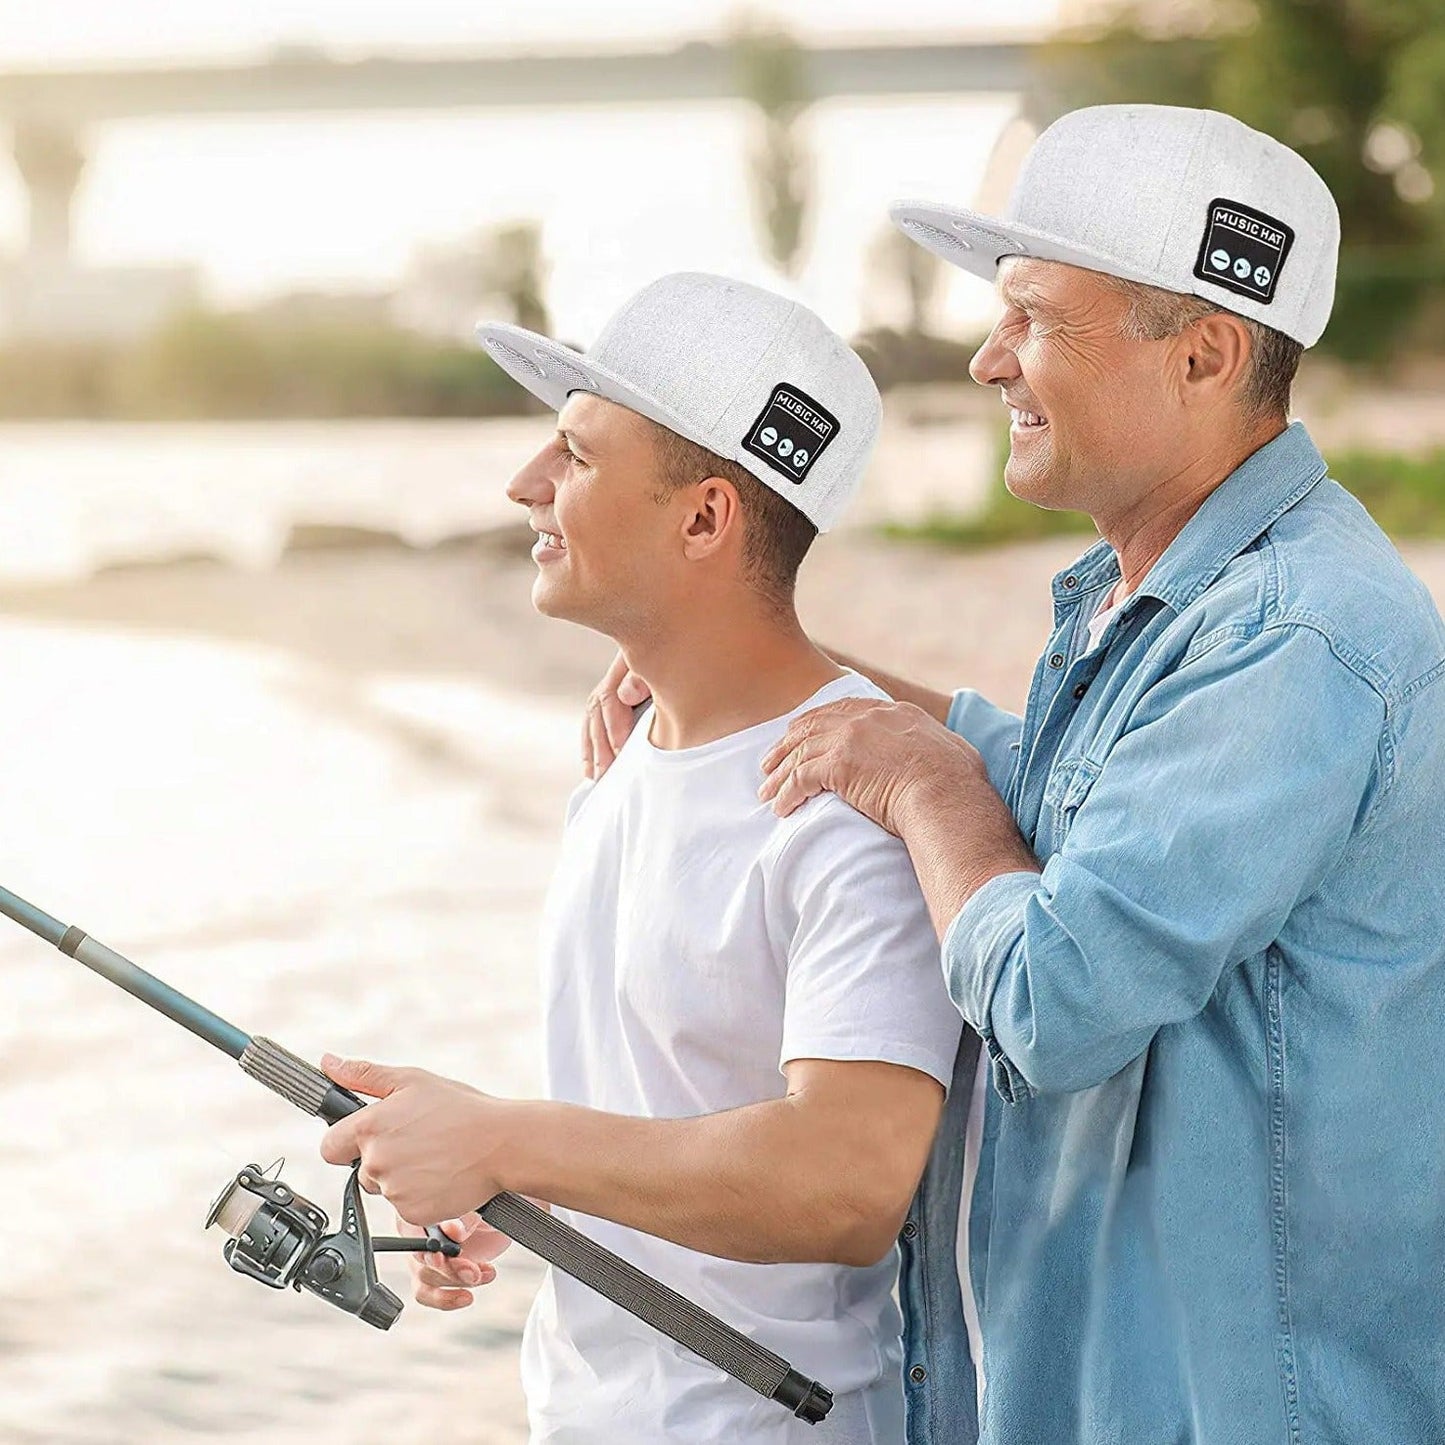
[0,310,536,420]
[1328,446,1445,536]
[879,496,1096,550]
[880,418,1098,548]
[880,440,1445,550]
[1035,0,1445,363]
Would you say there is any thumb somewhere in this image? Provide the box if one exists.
[320,1054,400,1099]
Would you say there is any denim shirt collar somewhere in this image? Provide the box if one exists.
[1050,421,1328,613]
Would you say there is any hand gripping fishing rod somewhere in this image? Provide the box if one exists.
[0,884,833,1425]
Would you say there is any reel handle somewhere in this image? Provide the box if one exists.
[372,1234,462,1256]
[421,1225,460,1256]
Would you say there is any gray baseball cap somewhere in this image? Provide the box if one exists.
[890,104,1340,346]
[476,272,880,532]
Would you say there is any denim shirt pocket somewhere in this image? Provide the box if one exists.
[1041,755,1102,849]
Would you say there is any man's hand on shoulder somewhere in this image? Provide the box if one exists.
[759,696,1040,935]
[758,697,974,834]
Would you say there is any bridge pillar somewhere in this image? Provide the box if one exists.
[11,122,86,261]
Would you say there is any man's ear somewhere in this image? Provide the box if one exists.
[679,477,743,560]
[1179,311,1253,409]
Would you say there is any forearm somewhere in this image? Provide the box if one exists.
[823,647,951,725]
[493,1093,908,1268]
[896,770,1041,939]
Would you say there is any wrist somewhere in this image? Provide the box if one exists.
[892,765,951,838]
[955,858,1040,912]
[481,1096,550,1200]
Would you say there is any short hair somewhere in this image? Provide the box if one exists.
[648,422,818,609]
[1102,275,1304,423]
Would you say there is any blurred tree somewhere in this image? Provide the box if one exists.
[730,17,814,277]
[1036,0,1445,361]
[863,223,949,336]
[399,220,550,340]
[479,221,550,335]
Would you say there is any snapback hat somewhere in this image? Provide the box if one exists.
[476,272,881,533]
[891,104,1340,347]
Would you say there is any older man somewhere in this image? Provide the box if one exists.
[587,107,1445,1443]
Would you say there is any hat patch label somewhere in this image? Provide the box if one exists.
[743,383,839,485]
[1193,198,1294,305]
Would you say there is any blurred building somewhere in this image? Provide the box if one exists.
[0,120,199,342]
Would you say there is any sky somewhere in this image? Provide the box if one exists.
[0,1,1064,338]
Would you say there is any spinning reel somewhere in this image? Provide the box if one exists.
[205,1158,461,1330]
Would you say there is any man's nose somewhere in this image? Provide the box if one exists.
[969,319,1021,389]
[505,446,557,509]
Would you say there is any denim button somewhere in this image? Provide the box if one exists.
[910,1365,928,1384]
[1072,682,1089,700]
[1063,575,1079,589]
[901,1219,918,1240]
[1049,652,1065,668]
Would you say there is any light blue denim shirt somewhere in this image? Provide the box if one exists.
[897,422,1445,1444]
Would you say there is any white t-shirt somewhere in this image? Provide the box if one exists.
[1086,575,1133,652]
[521,670,962,1445]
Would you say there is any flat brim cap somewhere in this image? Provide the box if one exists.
[891,104,1340,347]
[476,272,880,532]
[888,201,1167,290]
[476,319,694,443]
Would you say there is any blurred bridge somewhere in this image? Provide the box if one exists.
[0,36,1040,261]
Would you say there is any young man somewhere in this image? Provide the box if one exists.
[319,273,963,1444]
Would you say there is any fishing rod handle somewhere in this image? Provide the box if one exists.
[239,1037,832,1423]
[241,1035,368,1120]
[478,1192,833,1423]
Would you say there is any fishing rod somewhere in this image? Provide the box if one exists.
[0,882,834,1425]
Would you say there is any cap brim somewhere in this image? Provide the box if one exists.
[888,199,1165,290]
[474,321,720,455]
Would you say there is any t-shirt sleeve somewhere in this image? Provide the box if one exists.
[765,797,963,1090]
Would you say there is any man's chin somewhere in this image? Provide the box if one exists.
[531,576,605,633]
[1004,443,1072,509]
[1003,458,1049,505]
[531,575,572,620]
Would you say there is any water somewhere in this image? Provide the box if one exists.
[0,620,580,1442]
[0,419,544,583]
[0,413,996,586]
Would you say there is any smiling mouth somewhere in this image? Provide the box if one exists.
[1008,407,1048,430]
[532,530,567,552]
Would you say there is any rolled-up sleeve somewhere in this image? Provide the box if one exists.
[942,623,1386,1100]
[946,688,1023,798]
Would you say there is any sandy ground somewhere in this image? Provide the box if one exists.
[0,524,1093,718]
[2,525,1444,1444]
[8,520,1445,711]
